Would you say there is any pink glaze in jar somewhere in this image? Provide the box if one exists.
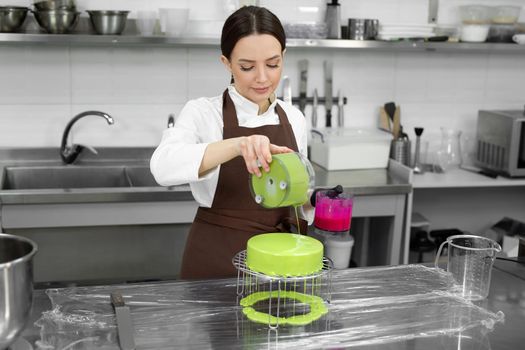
[314,190,353,232]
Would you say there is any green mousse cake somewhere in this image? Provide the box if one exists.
[246,233,323,276]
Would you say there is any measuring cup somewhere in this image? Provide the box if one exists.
[435,235,501,301]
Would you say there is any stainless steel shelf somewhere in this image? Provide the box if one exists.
[287,38,525,53]
[1,33,524,53]
[0,33,220,47]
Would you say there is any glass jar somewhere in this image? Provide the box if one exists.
[438,128,462,171]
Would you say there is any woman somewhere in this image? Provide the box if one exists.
[150,6,309,279]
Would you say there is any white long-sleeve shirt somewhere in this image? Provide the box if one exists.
[150,85,308,208]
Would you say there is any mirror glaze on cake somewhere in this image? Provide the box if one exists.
[246,233,323,276]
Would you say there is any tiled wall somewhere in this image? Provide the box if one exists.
[1,0,524,148]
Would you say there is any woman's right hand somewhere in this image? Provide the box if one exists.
[237,135,293,177]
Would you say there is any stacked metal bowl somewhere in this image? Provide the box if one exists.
[0,6,29,32]
[87,10,130,35]
[33,0,79,34]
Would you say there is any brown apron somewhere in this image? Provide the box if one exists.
[180,89,307,280]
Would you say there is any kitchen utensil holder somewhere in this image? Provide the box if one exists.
[390,139,411,166]
[233,250,333,329]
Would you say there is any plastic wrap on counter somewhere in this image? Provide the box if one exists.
[33,264,504,350]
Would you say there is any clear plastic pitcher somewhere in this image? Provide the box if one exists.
[435,235,501,301]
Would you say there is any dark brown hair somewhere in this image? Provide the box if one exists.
[221,6,286,60]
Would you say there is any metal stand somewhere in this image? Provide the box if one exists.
[233,250,333,329]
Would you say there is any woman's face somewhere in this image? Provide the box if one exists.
[221,34,284,110]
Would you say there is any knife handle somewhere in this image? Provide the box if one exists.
[392,106,401,139]
[326,110,332,128]
[312,89,318,128]
[111,292,125,308]
[338,105,344,127]
[299,93,307,114]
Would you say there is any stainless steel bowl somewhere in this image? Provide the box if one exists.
[33,9,79,34]
[0,233,37,349]
[33,0,76,11]
[87,10,129,35]
[0,6,29,33]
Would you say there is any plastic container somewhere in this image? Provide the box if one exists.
[435,234,501,300]
[311,188,354,269]
[158,8,188,37]
[487,23,517,42]
[136,10,156,36]
[310,128,392,170]
[492,5,521,24]
[250,152,315,208]
[438,128,462,169]
[325,232,354,269]
[459,5,493,25]
[312,229,354,269]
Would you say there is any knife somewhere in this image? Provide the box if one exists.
[392,106,401,139]
[111,292,136,350]
[337,90,344,127]
[282,76,292,105]
[298,59,309,114]
[323,60,333,127]
[312,88,318,128]
[428,0,438,23]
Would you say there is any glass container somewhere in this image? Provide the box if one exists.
[492,5,521,24]
[438,128,462,171]
[435,235,501,300]
[459,5,493,25]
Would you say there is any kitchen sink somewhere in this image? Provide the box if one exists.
[1,165,158,190]
[125,165,160,187]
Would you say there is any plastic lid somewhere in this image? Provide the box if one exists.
[315,128,393,145]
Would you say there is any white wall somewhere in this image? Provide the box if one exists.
[1,0,524,149]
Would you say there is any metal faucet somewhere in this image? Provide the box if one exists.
[60,110,114,164]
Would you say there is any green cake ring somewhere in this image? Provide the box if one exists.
[250,152,314,208]
[246,233,324,277]
[240,290,328,326]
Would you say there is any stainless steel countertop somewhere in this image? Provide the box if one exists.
[20,260,525,349]
[313,163,411,195]
[0,148,410,204]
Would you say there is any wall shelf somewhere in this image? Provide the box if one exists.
[413,168,525,189]
[1,33,524,53]
[0,33,220,47]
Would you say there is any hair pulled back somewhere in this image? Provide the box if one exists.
[221,6,286,60]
